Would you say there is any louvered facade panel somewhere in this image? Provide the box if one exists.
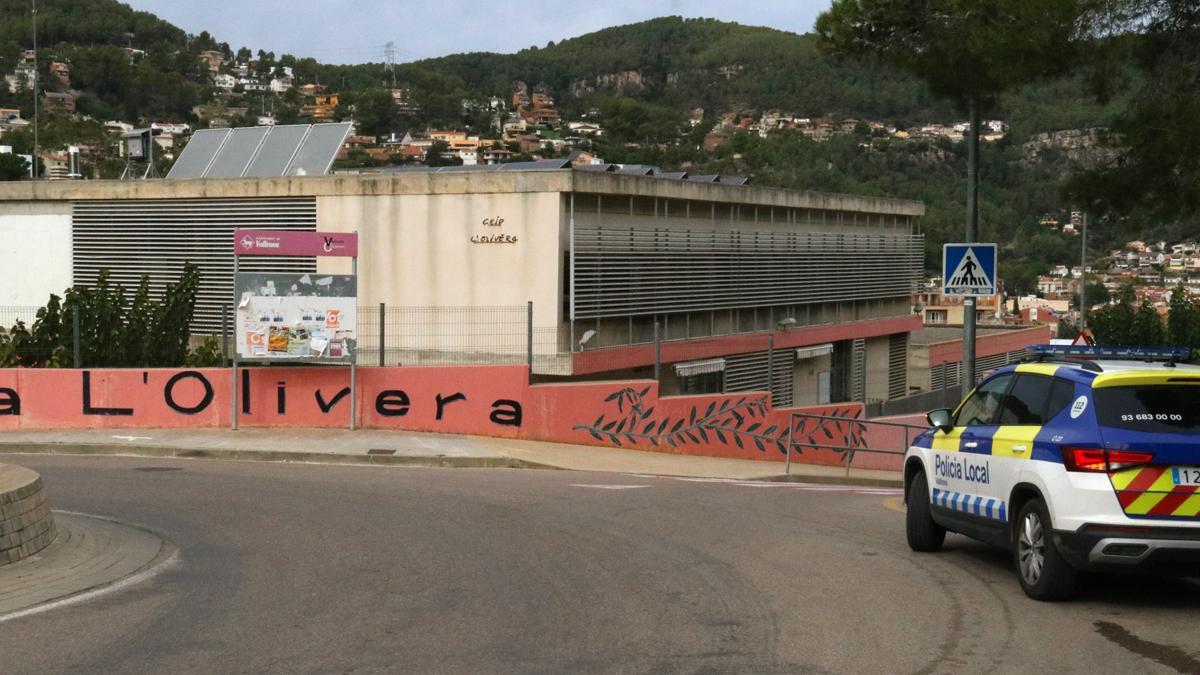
[724,349,794,408]
[572,222,924,319]
[850,338,866,402]
[72,198,317,332]
[888,333,908,400]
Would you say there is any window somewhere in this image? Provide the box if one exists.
[1094,385,1200,433]
[680,371,723,395]
[998,374,1053,425]
[955,374,1012,426]
[1044,378,1076,421]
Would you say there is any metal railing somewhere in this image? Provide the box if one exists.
[785,412,928,476]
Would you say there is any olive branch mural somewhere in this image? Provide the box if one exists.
[572,386,869,461]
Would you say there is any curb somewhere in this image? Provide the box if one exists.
[0,443,563,471]
[0,443,902,487]
[753,473,903,488]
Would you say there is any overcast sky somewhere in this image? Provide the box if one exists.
[126,1,832,64]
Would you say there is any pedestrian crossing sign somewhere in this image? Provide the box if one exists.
[942,243,997,296]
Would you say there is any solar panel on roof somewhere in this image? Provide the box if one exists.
[205,126,270,178]
[244,124,309,177]
[167,123,351,179]
[288,123,352,176]
[165,128,230,179]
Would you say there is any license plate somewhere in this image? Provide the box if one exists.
[1172,467,1200,486]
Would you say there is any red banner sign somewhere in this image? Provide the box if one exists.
[234,229,358,257]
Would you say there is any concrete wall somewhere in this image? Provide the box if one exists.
[0,202,71,307]
[315,191,562,328]
[909,343,933,392]
[792,352,832,407]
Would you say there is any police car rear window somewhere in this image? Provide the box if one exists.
[1094,385,1200,432]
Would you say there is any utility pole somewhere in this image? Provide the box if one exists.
[31,0,38,179]
[963,96,979,391]
[384,42,396,87]
[1080,212,1088,332]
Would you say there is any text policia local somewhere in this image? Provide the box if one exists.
[0,371,524,427]
[934,453,991,485]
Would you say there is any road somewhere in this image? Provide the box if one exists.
[2,455,1199,674]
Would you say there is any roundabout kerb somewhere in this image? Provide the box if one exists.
[0,463,56,565]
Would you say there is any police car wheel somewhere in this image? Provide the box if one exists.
[906,472,946,552]
[1014,499,1077,601]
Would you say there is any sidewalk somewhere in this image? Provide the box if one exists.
[0,427,902,486]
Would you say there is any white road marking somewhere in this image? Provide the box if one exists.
[0,538,178,625]
[670,477,902,495]
[569,484,652,490]
[111,435,153,442]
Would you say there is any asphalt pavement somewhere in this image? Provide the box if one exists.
[1,454,1199,674]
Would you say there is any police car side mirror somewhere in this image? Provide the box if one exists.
[927,408,953,433]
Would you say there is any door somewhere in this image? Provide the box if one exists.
[929,373,1012,520]
[990,372,1059,522]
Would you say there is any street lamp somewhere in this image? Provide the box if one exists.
[31,0,38,179]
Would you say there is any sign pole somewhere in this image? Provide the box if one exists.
[231,251,239,431]
[964,97,979,393]
[349,256,357,431]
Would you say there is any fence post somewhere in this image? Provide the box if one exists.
[378,301,385,367]
[72,305,81,368]
[785,413,793,476]
[653,318,661,382]
[526,300,533,380]
[221,303,230,365]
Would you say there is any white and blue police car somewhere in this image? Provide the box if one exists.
[905,345,1200,600]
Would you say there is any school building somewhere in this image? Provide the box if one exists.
[0,164,926,407]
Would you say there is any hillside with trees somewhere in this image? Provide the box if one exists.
[0,5,1181,291]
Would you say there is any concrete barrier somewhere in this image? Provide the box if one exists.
[0,464,56,565]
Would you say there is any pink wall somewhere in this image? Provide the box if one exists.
[0,366,893,468]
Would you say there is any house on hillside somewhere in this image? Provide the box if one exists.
[41,92,75,113]
[199,50,225,72]
[49,62,70,87]
[270,74,293,93]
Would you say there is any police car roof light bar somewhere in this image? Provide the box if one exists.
[1025,344,1191,363]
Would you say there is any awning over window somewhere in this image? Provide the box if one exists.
[795,344,834,360]
[675,358,726,377]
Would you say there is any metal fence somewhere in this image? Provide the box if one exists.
[786,412,927,476]
[356,305,528,367]
[0,305,65,366]
[0,303,575,373]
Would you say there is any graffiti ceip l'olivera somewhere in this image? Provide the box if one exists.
[0,365,874,467]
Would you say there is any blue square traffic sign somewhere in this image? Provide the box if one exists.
[943,244,997,296]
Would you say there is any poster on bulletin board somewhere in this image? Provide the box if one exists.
[234,272,357,361]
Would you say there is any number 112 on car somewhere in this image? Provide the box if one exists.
[1173,467,1200,486]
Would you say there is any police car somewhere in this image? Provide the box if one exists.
[904,345,1200,600]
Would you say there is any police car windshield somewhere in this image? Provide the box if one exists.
[1094,385,1200,433]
